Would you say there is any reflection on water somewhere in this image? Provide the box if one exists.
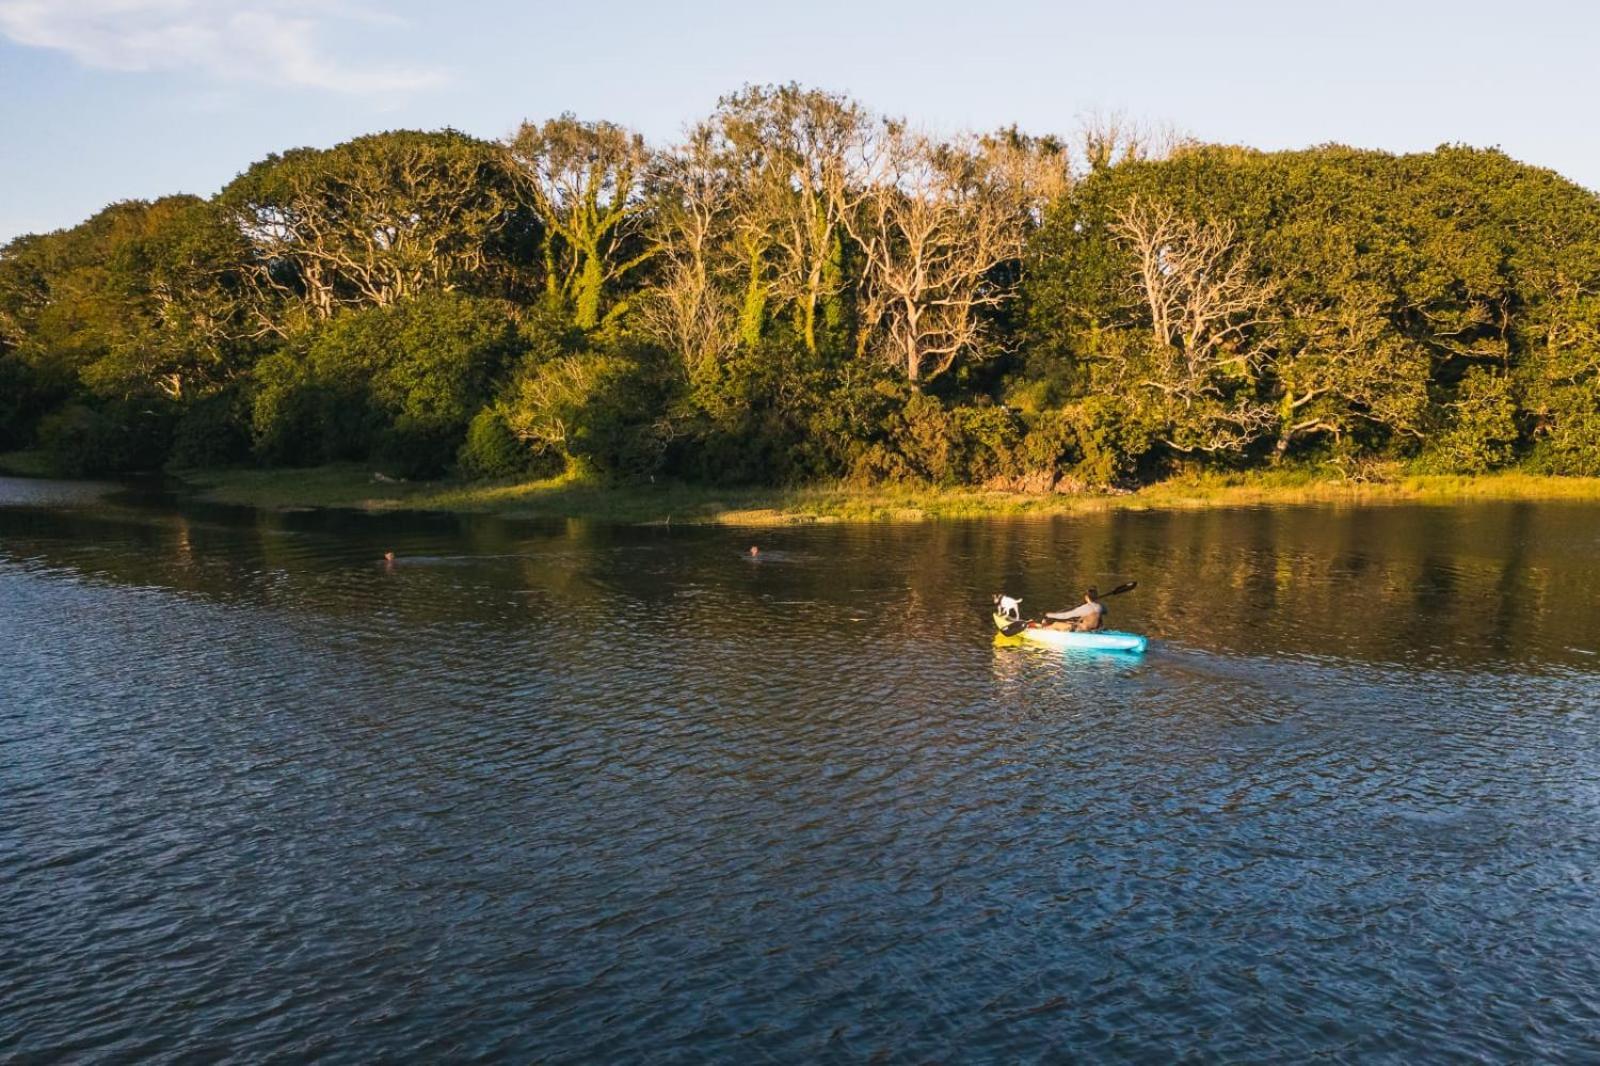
[3,477,1600,1061]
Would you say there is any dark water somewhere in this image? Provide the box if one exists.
[4,477,1600,1063]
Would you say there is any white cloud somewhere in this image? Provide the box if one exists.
[0,0,445,94]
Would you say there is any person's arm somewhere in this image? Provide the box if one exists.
[1047,602,1092,621]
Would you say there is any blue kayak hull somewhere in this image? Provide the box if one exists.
[1015,627,1148,653]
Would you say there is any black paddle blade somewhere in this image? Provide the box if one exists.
[1106,581,1138,597]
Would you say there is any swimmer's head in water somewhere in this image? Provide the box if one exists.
[749,546,759,556]
[383,551,395,562]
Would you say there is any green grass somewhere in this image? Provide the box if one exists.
[0,450,56,477]
[174,462,1600,526]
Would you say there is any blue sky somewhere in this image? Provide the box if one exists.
[2,0,1595,243]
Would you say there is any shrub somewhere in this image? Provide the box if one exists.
[373,417,460,479]
[168,388,252,469]
[249,351,362,466]
[498,344,669,479]
[952,404,1025,483]
[0,354,66,451]
[250,294,526,470]
[1017,408,1082,479]
[38,401,172,475]
[1527,384,1600,476]
[1421,369,1520,473]
[458,408,545,479]
[890,391,959,482]
[659,340,843,486]
[1069,396,1157,486]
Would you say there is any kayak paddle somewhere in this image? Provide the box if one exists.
[1044,580,1137,621]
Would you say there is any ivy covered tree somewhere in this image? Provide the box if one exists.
[508,115,653,330]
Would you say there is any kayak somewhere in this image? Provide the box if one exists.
[993,613,1148,653]
[1018,628,1148,653]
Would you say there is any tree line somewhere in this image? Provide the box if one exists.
[3,85,1598,485]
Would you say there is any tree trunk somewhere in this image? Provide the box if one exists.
[739,255,766,347]
[574,255,603,330]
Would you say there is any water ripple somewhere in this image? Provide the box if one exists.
[3,495,1600,1060]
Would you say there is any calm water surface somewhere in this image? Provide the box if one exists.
[3,477,1600,1062]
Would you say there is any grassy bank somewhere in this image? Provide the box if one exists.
[172,463,1600,525]
[0,450,57,477]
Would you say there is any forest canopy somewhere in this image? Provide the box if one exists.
[3,87,1599,485]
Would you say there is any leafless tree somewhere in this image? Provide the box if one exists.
[636,124,740,381]
[841,126,1031,384]
[1076,109,1188,174]
[1111,196,1277,451]
[980,126,1073,224]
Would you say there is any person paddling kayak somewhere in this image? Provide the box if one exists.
[993,581,1135,635]
[1045,587,1106,632]
[991,581,1143,651]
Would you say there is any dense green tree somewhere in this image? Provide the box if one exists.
[250,293,524,475]
[1022,142,1600,477]
[220,130,531,330]
[496,337,670,477]
[4,98,1600,487]
[0,197,262,464]
[77,196,263,401]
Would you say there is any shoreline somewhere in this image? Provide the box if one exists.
[163,463,1600,525]
[8,453,1600,524]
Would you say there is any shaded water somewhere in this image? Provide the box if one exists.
[3,477,1600,1061]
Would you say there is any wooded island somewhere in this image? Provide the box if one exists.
[3,86,1598,500]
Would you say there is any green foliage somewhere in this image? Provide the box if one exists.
[248,294,521,474]
[865,390,960,482]
[168,388,252,469]
[458,408,547,479]
[249,349,371,466]
[375,418,464,480]
[0,197,259,411]
[1421,369,1520,473]
[837,388,1028,486]
[508,116,651,330]
[1016,409,1082,480]
[0,353,65,450]
[498,339,670,479]
[658,340,833,485]
[218,129,533,325]
[1527,385,1600,476]
[1068,396,1159,487]
[952,404,1027,483]
[6,105,1600,492]
[37,400,173,476]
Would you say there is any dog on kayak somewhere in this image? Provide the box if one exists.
[993,593,1023,622]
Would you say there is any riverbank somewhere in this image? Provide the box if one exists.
[0,450,55,478]
[156,463,1600,525]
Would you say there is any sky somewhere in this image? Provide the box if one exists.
[2,0,1597,243]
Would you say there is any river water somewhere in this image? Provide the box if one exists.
[3,477,1599,1062]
